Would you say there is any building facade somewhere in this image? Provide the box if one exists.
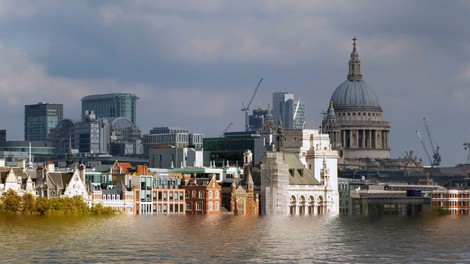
[134,175,186,215]
[183,174,222,214]
[322,38,390,160]
[81,93,139,125]
[25,102,63,141]
[143,127,203,156]
[260,130,340,215]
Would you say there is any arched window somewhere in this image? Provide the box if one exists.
[208,190,213,199]
[290,195,297,215]
[199,190,204,198]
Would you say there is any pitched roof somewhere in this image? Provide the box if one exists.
[283,153,319,185]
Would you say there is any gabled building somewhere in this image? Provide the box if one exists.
[230,150,259,215]
[36,162,89,201]
[0,162,36,196]
[183,174,221,214]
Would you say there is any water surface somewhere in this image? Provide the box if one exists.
[1,213,468,263]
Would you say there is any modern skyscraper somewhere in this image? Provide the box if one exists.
[81,93,139,125]
[24,102,63,141]
[272,92,306,129]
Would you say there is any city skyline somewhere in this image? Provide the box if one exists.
[0,1,469,166]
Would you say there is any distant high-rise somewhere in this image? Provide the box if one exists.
[272,92,306,129]
[25,102,63,141]
[81,93,139,125]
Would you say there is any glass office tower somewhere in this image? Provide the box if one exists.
[24,102,63,141]
[81,93,139,125]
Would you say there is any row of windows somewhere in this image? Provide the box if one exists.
[185,190,219,199]
[186,202,220,211]
[435,201,470,207]
[433,193,470,198]
[152,191,184,202]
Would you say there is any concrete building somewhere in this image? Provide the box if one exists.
[25,102,63,141]
[149,147,203,169]
[81,93,139,125]
[322,38,390,161]
[260,128,339,215]
[0,141,55,165]
[143,127,203,156]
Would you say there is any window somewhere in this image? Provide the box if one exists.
[192,190,196,198]
[186,202,192,210]
[185,191,189,199]
[209,202,213,211]
[169,192,173,201]
[209,191,213,199]
[163,192,167,201]
[180,192,184,201]
[102,195,106,200]
[215,191,219,199]
[199,190,204,198]
[196,202,203,211]
[215,202,219,211]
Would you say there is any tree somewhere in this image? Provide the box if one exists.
[1,189,22,214]
[22,193,36,214]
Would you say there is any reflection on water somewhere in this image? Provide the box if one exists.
[1,214,469,263]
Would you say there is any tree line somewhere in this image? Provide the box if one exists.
[0,189,117,215]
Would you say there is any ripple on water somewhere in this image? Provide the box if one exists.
[1,214,469,263]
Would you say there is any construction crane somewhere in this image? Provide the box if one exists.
[463,143,470,164]
[416,117,441,167]
[241,78,263,131]
[416,130,433,167]
[223,122,234,135]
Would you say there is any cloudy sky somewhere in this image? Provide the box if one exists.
[1,1,470,166]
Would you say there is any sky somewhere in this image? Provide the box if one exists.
[1,0,470,166]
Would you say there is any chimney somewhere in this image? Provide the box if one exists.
[47,160,55,172]
[17,159,26,169]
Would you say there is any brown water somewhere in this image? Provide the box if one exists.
[2,214,469,263]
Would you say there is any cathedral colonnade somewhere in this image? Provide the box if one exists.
[289,194,326,215]
[339,129,389,149]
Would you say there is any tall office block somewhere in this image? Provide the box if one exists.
[81,93,139,125]
[25,102,63,141]
[272,92,306,129]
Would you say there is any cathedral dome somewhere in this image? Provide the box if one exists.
[330,37,381,110]
[330,79,381,109]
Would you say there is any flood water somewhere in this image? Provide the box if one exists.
[2,213,469,263]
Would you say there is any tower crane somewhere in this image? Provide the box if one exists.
[416,117,441,167]
[241,78,263,131]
